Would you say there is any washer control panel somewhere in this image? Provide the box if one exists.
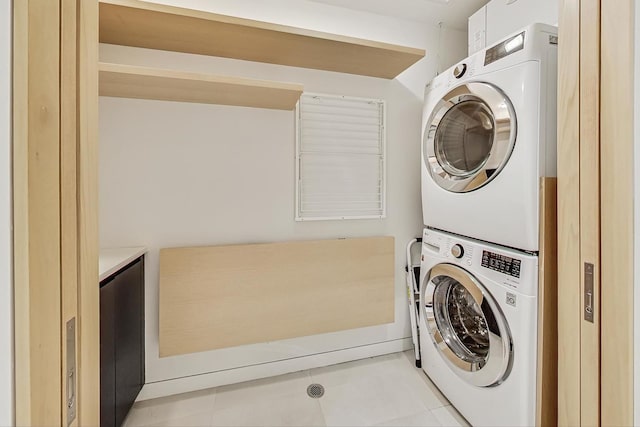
[450,244,464,258]
[481,250,521,278]
[445,240,473,266]
[453,63,467,79]
[422,228,538,297]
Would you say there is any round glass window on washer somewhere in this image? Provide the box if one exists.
[422,263,513,387]
[432,275,491,365]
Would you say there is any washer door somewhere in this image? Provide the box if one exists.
[424,82,516,193]
[421,263,513,387]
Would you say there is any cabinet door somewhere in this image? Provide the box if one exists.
[468,5,486,55]
[113,259,145,427]
[485,0,558,47]
[100,281,116,427]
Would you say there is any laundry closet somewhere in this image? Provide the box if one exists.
[10,0,637,425]
[97,0,466,416]
[96,0,563,422]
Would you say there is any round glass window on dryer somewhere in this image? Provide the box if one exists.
[423,82,517,193]
[421,263,513,387]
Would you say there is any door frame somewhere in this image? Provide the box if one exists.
[557,0,634,425]
[12,0,99,425]
[599,0,634,424]
[0,0,13,425]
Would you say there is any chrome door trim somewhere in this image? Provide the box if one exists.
[423,82,516,193]
[420,263,513,387]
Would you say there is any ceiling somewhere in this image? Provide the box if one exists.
[307,0,490,30]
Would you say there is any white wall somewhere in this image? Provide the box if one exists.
[0,0,13,424]
[100,0,467,398]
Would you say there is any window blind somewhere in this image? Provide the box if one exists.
[296,93,386,220]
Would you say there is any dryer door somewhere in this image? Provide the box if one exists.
[423,82,516,193]
[421,263,513,387]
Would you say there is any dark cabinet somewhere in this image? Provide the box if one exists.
[100,257,145,427]
[100,280,117,427]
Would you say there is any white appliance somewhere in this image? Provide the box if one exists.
[468,0,558,55]
[419,228,538,427]
[421,23,557,252]
[468,5,487,55]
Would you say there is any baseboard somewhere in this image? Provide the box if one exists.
[137,337,413,401]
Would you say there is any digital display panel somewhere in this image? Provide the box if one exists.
[481,250,521,278]
[484,31,525,66]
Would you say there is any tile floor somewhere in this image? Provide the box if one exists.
[124,351,470,427]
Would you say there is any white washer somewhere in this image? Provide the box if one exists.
[421,23,557,252]
[418,228,538,427]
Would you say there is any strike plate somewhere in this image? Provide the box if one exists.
[66,317,76,426]
[584,263,594,323]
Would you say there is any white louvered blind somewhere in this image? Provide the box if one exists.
[296,93,386,220]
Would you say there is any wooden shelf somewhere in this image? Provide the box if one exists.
[98,62,304,110]
[99,0,425,79]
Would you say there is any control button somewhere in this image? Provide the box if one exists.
[453,63,467,79]
[451,244,464,259]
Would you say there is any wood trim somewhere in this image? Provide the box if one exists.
[579,0,601,424]
[536,177,557,427]
[61,0,79,425]
[99,62,304,110]
[159,237,395,357]
[12,1,29,421]
[557,0,581,425]
[98,0,424,79]
[77,0,100,424]
[600,0,634,424]
[13,0,63,424]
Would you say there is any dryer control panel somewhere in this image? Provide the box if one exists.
[484,31,525,66]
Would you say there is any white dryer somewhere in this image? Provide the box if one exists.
[418,228,538,427]
[421,23,557,252]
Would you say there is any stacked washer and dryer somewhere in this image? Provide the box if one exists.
[417,24,557,426]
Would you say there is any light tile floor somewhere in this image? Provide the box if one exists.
[124,351,470,427]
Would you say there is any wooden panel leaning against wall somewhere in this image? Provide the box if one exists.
[536,177,558,427]
[159,237,395,357]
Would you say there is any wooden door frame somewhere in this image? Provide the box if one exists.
[0,0,13,424]
[13,1,63,422]
[12,0,99,425]
[557,0,581,423]
[600,0,634,424]
[579,0,600,424]
[558,0,634,425]
[77,0,100,423]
